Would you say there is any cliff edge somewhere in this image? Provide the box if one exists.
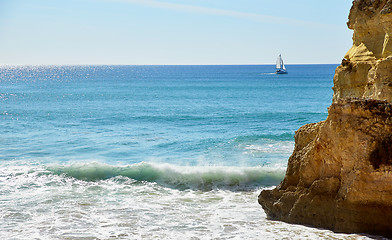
[258,0,392,237]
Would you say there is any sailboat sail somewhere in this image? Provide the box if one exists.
[276,55,282,69]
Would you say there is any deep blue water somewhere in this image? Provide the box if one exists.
[0,64,335,168]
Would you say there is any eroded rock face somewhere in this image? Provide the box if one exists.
[333,0,392,102]
[259,99,392,236]
[259,0,392,237]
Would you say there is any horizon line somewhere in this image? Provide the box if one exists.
[0,63,341,67]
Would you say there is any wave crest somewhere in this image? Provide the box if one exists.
[46,162,285,190]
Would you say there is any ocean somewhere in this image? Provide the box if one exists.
[0,65,375,239]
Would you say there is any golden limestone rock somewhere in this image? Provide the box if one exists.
[259,0,392,237]
[333,0,392,102]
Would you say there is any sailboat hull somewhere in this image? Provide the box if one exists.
[275,69,288,74]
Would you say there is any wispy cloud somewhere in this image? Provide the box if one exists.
[106,0,326,28]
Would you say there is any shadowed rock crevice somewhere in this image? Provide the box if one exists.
[369,135,392,169]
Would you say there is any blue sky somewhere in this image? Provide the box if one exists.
[0,0,353,65]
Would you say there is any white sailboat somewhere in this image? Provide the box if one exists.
[275,54,288,74]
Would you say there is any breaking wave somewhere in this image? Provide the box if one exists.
[45,162,285,191]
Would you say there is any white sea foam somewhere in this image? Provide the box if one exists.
[0,162,380,240]
[243,141,294,154]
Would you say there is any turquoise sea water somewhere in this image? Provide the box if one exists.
[0,65,375,239]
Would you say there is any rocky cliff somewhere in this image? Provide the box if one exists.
[258,0,392,237]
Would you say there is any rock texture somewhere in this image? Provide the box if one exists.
[334,0,392,102]
[259,0,392,237]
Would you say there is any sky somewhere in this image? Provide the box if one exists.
[0,0,354,65]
